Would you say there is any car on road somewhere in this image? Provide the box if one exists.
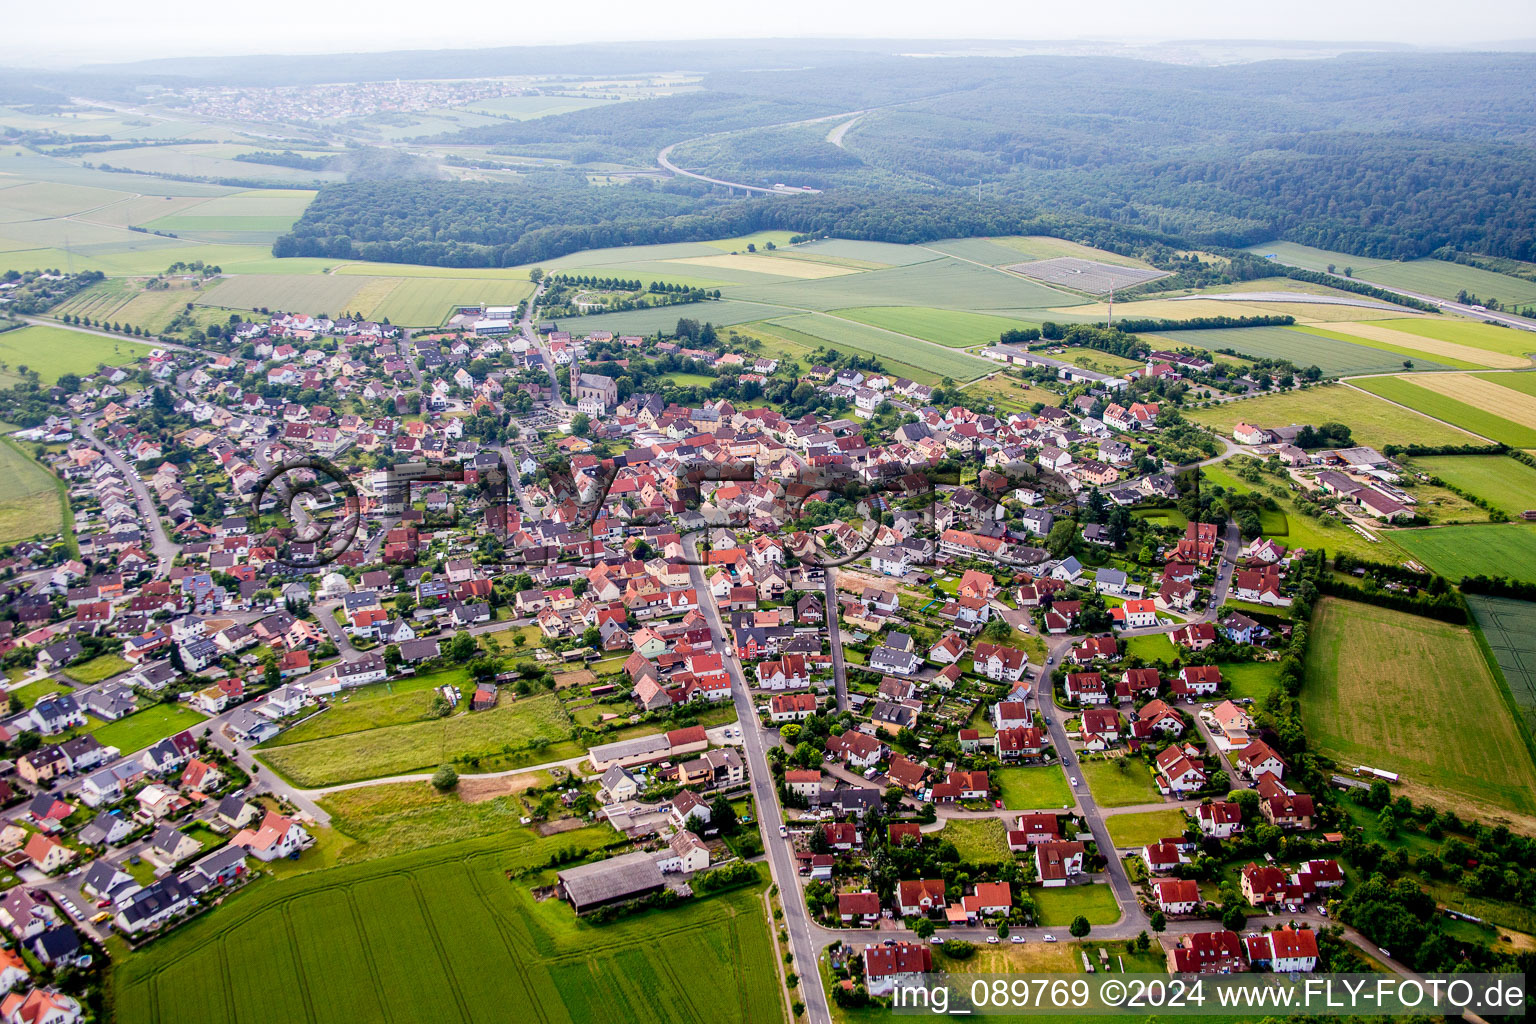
[778,825,787,838]
[1043,934,1058,943]
[1070,778,1078,787]
[929,936,943,945]
[987,937,999,944]
[1011,936,1024,944]
[91,912,111,924]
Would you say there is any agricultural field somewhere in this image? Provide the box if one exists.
[1308,319,1534,368]
[1388,524,1536,583]
[1080,759,1161,807]
[547,301,800,339]
[1156,325,1453,376]
[140,189,318,244]
[260,692,575,787]
[1410,455,1536,517]
[113,827,786,1024]
[1103,809,1188,849]
[0,325,154,385]
[1478,372,1536,398]
[1007,257,1168,295]
[1187,384,1482,449]
[996,765,1073,810]
[960,373,1063,414]
[731,256,1085,314]
[90,704,207,754]
[1467,595,1536,737]
[1247,242,1536,306]
[940,816,1012,863]
[834,306,1040,348]
[1302,598,1536,822]
[319,778,553,862]
[1032,883,1122,927]
[1352,375,1536,447]
[0,437,64,544]
[763,313,994,381]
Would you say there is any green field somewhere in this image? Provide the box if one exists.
[1303,597,1536,821]
[8,676,73,709]
[1198,464,1392,564]
[1467,595,1536,738]
[1104,809,1188,849]
[1188,384,1481,448]
[1478,372,1536,398]
[319,778,555,862]
[834,306,1039,348]
[740,318,941,385]
[1368,318,1536,360]
[996,765,1073,809]
[941,816,1012,864]
[1153,326,1452,376]
[1352,376,1536,447]
[62,653,130,684]
[260,692,577,787]
[1219,662,1283,703]
[1388,523,1536,583]
[1412,455,1536,517]
[1080,760,1162,808]
[0,325,154,384]
[764,312,996,380]
[113,826,785,1024]
[269,686,443,745]
[0,437,64,544]
[1033,883,1122,927]
[91,704,207,754]
[1247,242,1536,306]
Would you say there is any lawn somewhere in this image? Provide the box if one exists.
[91,704,208,754]
[268,687,441,745]
[113,827,785,1024]
[1080,760,1162,808]
[62,653,130,684]
[1103,809,1188,849]
[1303,597,1536,822]
[1033,883,1122,927]
[0,437,65,544]
[8,676,73,709]
[260,693,575,787]
[1388,523,1536,583]
[1411,455,1536,518]
[1123,633,1177,662]
[1353,376,1536,447]
[1219,662,1282,702]
[1187,383,1481,449]
[996,766,1073,810]
[0,325,154,385]
[940,816,1011,864]
[319,778,551,862]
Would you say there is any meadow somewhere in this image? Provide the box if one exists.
[1387,523,1536,583]
[1103,809,1188,849]
[0,437,64,544]
[259,692,575,787]
[1147,326,1447,377]
[941,816,1012,863]
[1411,455,1536,517]
[996,765,1073,809]
[1352,375,1536,447]
[1467,594,1536,737]
[1187,384,1481,448]
[0,325,153,384]
[764,312,994,381]
[1302,597,1536,821]
[1312,319,1535,367]
[113,826,786,1024]
[1080,759,1161,807]
[1218,662,1282,703]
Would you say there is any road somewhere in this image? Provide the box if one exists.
[75,417,177,575]
[681,532,834,1024]
[821,571,849,711]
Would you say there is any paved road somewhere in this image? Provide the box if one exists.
[821,571,849,712]
[682,532,833,1024]
[76,417,177,575]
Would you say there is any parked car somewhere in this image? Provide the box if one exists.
[778,825,787,838]
[987,937,999,944]
[1011,936,1024,944]
[1043,934,1058,943]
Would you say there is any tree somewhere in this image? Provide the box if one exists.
[1221,905,1246,931]
[996,922,1010,939]
[912,917,935,939]
[571,413,591,437]
[709,795,738,835]
[1045,520,1077,558]
[432,765,459,792]
[1149,910,1166,933]
[1135,930,1151,953]
[981,618,1012,642]
[447,631,477,662]
[384,643,402,671]
[263,660,281,689]
[529,267,544,284]
[1069,915,1091,938]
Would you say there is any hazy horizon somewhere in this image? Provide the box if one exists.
[6,0,1535,69]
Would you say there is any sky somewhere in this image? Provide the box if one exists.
[4,0,1534,67]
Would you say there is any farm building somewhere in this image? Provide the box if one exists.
[557,852,666,913]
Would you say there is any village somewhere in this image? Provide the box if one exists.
[0,295,1460,1020]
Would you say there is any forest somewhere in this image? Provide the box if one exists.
[271,50,1536,266]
